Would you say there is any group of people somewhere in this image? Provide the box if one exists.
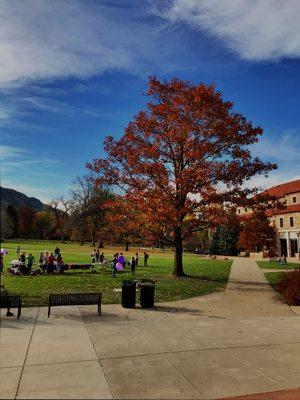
[38,246,64,274]
[111,251,149,277]
[90,249,106,265]
[8,246,64,275]
[90,250,150,277]
[6,245,150,277]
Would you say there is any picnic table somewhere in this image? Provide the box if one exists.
[9,260,26,267]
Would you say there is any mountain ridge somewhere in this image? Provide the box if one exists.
[0,186,47,212]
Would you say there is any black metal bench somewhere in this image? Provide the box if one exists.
[48,292,102,317]
[0,295,22,319]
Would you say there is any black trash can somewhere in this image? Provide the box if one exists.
[122,280,136,308]
[140,281,155,308]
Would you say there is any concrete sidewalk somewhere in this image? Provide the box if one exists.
[1,258,299,399]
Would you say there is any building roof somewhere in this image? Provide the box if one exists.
[266,203,300,216]
[263,179,300,198]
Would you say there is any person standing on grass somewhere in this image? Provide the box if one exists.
[118,253,126,268]
[112,254,118,277]
[95,248,100,263]
[19,251,26,263]
[144,252,149,267]
[91,249,96,264]
[47,253,55,274]
[130,256,136,276]
[26,253,35,273]
[43,252,49,274]
[16,245,21,258]
[56,253,63,273]
[135,252,139,267]
[54,246,60,258]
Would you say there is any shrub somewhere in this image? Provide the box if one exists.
[277,269,300,305]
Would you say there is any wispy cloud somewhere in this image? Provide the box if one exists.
[23,97,74,116]
[252,129,300,164]
[0,0,181,87]
[0,144,28,159]
[162,0,300,61]
[247,129,300,190]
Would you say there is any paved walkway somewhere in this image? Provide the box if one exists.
[1,259,299,399]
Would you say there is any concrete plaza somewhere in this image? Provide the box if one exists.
[1,258,300,399]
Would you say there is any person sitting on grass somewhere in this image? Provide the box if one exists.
[0,284,14,316]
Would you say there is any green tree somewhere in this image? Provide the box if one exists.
[210,225,239,256]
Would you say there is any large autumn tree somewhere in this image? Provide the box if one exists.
[88,77,276,276]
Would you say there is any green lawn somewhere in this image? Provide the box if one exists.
[264,271,286,302]
[264,272,286,287]
[257,261,300,270]
[1,240,232,306]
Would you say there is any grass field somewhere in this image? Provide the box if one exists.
[257,261,300,270]
[1,240,232,307]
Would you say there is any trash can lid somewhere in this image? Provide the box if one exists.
[122,280,136,285]
[140,281,154,286]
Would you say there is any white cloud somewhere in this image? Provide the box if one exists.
[252,130,300,164]
[0,0,179,87]
[0,144,28,159]
[164,0,300,60]
[0,0,132,85]
[246,129,300,191]
[23,97,74,116]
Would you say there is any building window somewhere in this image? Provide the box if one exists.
[279,218,284,228]
[292,196,296,203]
[290,217,294,227]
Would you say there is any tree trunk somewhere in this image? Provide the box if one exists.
[173,228,185,276]
[125,240,129,251]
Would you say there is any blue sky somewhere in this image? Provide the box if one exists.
[1,0,300,203]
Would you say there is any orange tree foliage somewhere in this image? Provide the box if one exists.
[237,210,277,253]
[102,196,150,251]
[88,77,276,276]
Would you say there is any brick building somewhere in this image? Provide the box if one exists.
[237,179,300,258]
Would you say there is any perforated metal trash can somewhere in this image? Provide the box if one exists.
[140,281,155,308]
[122,280,136,308]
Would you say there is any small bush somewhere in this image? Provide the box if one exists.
[277,269,300,305]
